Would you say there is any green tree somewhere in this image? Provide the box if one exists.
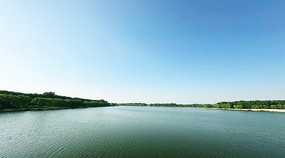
[233,104,242,109]
[17,95,32,108]
[213,104,220,108]
[276,104,283,109]
[43,92,56,98]
[0,94,11,108]
[31,97,52,107]
[270,105,276,109]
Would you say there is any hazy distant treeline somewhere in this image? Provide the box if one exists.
[0,90,113,111]
[119,103,212,108]
[119,100,285,109]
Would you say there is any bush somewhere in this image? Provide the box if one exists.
[233,105,242,109]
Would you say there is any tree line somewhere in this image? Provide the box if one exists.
[0,90,113,111]
[119,100,285,109]
[1,90,284,111]
[119,103,214,108]
[212,100,285,109]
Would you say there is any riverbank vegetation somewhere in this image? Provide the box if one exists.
[0,90,113,112]
[1,90,285,112]
[119,100,285,109]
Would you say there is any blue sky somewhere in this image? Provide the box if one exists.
[0,0,285,104]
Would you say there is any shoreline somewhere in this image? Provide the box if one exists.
[1,106,285,113]
[122,106,285,113]
[216,108,285,113]
[0,105,116,113]
[0,107,71,113]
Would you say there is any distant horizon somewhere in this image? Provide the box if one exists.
[1,0,285,104]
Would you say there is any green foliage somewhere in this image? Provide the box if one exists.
[217,100,285,109]
[0,90,111,110]
[204,104,213,108]
[276,104,283,109]
[17,95,32,107]
[1,90,285,111]
[219,103,232,109]
[43,92,56,98]
[120,103,214,108]
[270,105,276,109]
[149,103,178,107]
[119,103,150,106]
[213,104,220,108]
[233,104,242,109]
[31,97,54,107]
[119,100,285,110]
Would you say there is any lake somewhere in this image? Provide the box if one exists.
[0,106,284,157]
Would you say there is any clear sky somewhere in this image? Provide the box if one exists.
[0,0,285,104]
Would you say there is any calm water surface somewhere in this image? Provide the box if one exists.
[0,106,285,158]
